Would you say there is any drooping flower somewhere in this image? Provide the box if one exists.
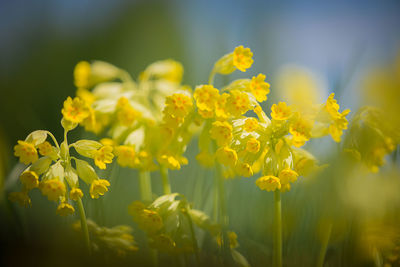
[90,179,110,199]
[20,170,39,190]
[255,175,281,191]
[94,145,114,169]
[14,140,38,165]
[210,121,233,147]
[40,179,66,201]
[225,90,252,117]
[56,202,75,216]
[250,74,270,102]
[233,46,254,72]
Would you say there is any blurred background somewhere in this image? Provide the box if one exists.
[1,0,400,266]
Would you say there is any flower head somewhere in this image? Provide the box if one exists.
[40,179,66,201]
[233,46,253,72]
[250,74,270,102]
[216,147,238,167]
[20,171,39,190]
[90,179,110,199]
[14,140,38,165]
[210,121,233,147]
[115,145,136,168]
[255,175,281,191]
[56,202,75,216]
[246,138,260,153]
[244,117,259,132]
[62,97,90,123]
[164,93,193,118]
[278,169,299,185]
[69,188,83,201]
[74,61,91,88]
[94,145,114,169]
[37,141,53,156]
[226,90,252,117]
[271,102,292,121]
[194,85,220,112]
[235,162,253,177]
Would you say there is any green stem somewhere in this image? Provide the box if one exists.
[160,166,172,195]
[139,171,152,203]
[77,198,91,254]
[185,210,201,266]
[208,69,216,85]
[317,222,332,267]
[273,190,282,267]
[215,161,230,258]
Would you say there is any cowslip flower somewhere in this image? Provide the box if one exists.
[193,85,220,112]
[210,121,233,147]
[164,93,193,119]
[115,145,136,168]
[225,90,252,117]
[14,141,38,165]
[94,145,114,170]
[233,46,254,72]
[62,97,90,123]
[250,74,270,102]
[271,102,292,121]
[255,175,281,191]
[216,147,238,167]
[90,179,111,199]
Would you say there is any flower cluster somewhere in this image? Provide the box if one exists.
[10,114,112,215]
[180,46,351,192]
[70,59,194,172]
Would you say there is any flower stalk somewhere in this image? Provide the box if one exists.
[273,190,282,267]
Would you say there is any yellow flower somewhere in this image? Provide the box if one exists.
[193,85,220,111]
[328,109,350,142]
[37,141,53,156]
[250,74,270,102]
[215,93,230,119]
[69,188,83,201]
[90,179,110,199]
[226,90,252,117]
[94,145,114,169]
[255,175,281,191]
[289,117,312,147]
[233,46,254,72]
[235,162,253,177]
[216,147,238,167]
[164,93,193,118]
[210,121,233,147]
[244,117,259,132]
[20,170,39,190]
[278,169,299,185]
[198,108,214,119]
[115,145,136,168]
[195,151,215,168]
[158,154,181,170]
[217,231,239,249]
[324,93,341,119]
[116,97,141,126]
[61,97,90,123]
[14,140,38,165]
[246,138,260,153]
[271,102,292,120]
[56,202,75,216]
[74,61,91,88]
[40,179,66,201]
[137,209,163,234]
[8,192,31,207]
